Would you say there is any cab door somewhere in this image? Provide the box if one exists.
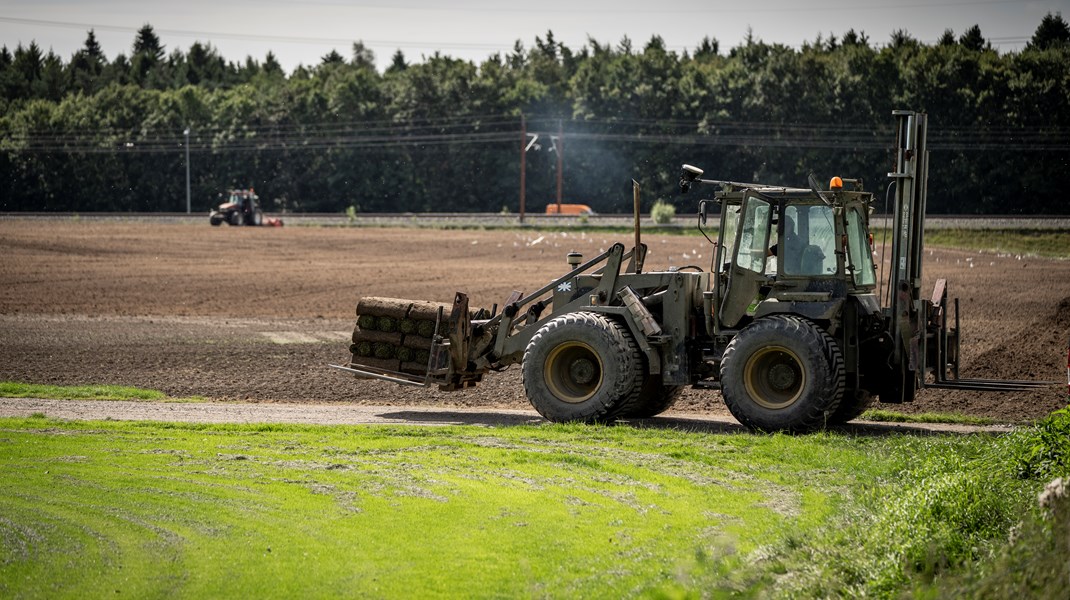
[719,193,773,327]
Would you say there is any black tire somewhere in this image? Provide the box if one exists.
[252,210,263,226]
[209,213,223,226]
[720,315,845,432]
[229,211,242,226]
[522,312,643,423]
[618,377,683,419]
[827,389,875,424]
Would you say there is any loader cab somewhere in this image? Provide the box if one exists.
[713,186,877,329]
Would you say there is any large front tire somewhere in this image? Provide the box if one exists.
[720,315,844,432]
[522,312,643,423]
[617,376,683,419]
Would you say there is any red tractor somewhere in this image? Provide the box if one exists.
[209,189,281,226]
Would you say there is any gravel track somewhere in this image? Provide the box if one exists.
[0,398,1014,435]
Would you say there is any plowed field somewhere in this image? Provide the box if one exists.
[1,219,1067,422]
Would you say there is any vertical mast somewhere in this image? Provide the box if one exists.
[886,110,929,397]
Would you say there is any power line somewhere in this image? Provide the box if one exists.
[8,119,1067,154]
[9,115,522,141]
[13,112,1067,139]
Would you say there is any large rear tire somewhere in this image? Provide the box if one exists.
[522,312,643,423]
[720,315,844,432]
[827,389,874,424]
[252,210,263,226]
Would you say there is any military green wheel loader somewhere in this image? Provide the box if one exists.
[332,110,1049,432]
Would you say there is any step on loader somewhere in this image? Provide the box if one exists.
[332,110,1052,432]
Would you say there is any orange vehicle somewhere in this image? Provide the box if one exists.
[545,203,595,215]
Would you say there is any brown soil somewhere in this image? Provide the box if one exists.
[1,220,1067,423]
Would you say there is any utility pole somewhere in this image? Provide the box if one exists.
[184,127,191,214]
[555,120,563,214]
[519,115,526,224]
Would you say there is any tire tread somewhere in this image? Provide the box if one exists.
[720,315,845,432]
[522,312,643,423]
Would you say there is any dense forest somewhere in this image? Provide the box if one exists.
[1,15,1068,214]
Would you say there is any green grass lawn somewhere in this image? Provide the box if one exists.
[0,382,168,401]
[923,229,1070,259]
[860,408,997,426]
[0,382,210,403]
[2,414,1067,598]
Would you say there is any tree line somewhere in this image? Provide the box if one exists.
[1,16,1069,214]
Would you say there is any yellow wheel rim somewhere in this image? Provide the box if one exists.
[544,341,604,404]
[743,345,805,410]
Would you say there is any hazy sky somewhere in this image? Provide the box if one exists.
[1,0,1067,72]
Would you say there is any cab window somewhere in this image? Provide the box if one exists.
[718,203,740,274]
[735,198,771,273]
[783,204,836,276]
[846,206,876,286]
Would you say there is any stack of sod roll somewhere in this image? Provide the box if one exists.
[349,297,454,376]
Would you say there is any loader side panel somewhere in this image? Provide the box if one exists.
[660,271,708,385]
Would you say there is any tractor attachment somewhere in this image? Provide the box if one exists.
[924,280,1053,392]
[329,297,462,388]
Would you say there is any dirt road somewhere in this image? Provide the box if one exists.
[1,220,1067,423]
[0,397,1015,435]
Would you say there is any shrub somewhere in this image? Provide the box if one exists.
[651,200,676,224]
